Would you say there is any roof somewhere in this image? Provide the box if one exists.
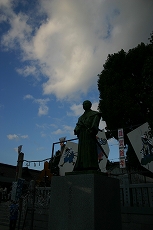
[0,163,41,183]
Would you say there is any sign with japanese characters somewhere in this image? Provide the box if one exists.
[118,128,126,168]
[119,158,126,168]
[118,128,124,138]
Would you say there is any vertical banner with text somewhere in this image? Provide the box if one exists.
[118,128,126,168]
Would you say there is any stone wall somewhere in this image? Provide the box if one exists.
[122,211,153,230]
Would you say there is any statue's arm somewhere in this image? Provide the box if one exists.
[74,123,80,136]
[74,117,82,136]
[91,113,101,135]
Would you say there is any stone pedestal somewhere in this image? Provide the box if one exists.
[48,173,122,230]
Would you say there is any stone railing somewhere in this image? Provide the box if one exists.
[120,174,153,209]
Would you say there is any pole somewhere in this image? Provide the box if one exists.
[15,145,24,181]
[18,152,24,179]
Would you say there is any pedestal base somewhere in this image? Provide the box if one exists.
[48,174,122,230]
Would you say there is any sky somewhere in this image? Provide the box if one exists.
[0,0,153,171]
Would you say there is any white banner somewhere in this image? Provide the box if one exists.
[59,141,78,176]
[97,130,109,172]
[127,122,153,172]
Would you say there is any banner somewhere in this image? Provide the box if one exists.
[118,128,126,168]
[119,158,126,168]
[97,130,109,172]
[127,122,153,172]
[59,141,78,176]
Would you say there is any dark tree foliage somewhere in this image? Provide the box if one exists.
[98,34,153,166]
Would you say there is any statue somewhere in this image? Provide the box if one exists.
[73,100,102,171]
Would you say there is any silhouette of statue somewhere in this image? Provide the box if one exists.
[73,100,102,171]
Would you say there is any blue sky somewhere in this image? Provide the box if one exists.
[1,0,153,170]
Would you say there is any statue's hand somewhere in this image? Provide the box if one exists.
[88,127,97,135]
[74,129,80,138]
[87,128,92,134]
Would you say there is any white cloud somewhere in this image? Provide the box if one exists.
[1,0,153,100]
[68,103,84,116]
[7,134,28,140]
[21,135,28,139]
[41,132,46,137]
[63,125,74,135]
[2,12,32,50]
[0,0,12,7]
[38,105,48,116]
[52,129,64,135]
[36,123,47,129]
[0,14,7,23]
[16,65,40,79]
[24,95,50,116]
[51,125,74,136]
[7,134,19,140]
[24,94,34,100]
[34,98,50,116]
[91,102,99,111]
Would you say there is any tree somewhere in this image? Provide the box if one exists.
[97,35,153,166]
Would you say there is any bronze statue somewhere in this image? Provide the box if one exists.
[73,100,102,171]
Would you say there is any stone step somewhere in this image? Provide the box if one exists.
[0,201,24,229]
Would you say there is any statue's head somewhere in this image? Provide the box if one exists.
[83,100,92,111]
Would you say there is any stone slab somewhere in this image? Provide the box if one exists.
[48,174,122,230]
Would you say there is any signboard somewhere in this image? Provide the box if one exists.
[97,130,109,172]
[118,128,126,168]
[127,122,153,172]
[59,141,78,176]
[119,158,126,168]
